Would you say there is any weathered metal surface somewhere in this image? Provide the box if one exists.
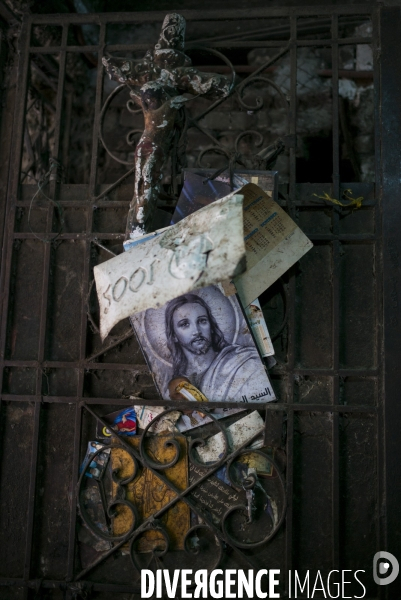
[380,7,401,598]
[94,192,246,339]
[0,5,390,599]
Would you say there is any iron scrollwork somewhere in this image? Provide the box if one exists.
[77,404,287,581]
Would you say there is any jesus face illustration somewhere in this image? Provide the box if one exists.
[165,294,227,379]
[171,303,213,356]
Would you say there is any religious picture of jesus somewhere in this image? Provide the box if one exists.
[130,284,275,403]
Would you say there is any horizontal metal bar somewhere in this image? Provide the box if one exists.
[1,394,80,403]
[2,360,378,377]
[191,37,373,48]
[0,394,377,412]
[307,234,376,241]
[13,232,125,240]
[16,200,131,207]
[2,578,379,600]
[29,45,99,53]
[271,367,379,377]
[2,360,149,371]
[11,231,376,242]
[27,6,374,26]
[16,199,377,209]
[0,578,141,594]
[28,35,374,54]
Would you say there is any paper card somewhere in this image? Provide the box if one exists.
[130,283,275,403]
[233,183,313,306]
[188,463,247,523]
[175,407,246,433]
[195,410,265,464]
[94,193,246,340]
[172,171,312,306]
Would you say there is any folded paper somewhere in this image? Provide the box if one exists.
[233,183,313,306]
[94,193,246,340]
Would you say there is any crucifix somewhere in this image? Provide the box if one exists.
[103,13,233,237]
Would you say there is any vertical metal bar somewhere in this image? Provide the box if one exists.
[51,26,68,167]
[66,26,104,583]
[372,10,385,595]
[285,13,297,585]
[0,23,32,590]
[285,404,294,586]
[61,91,73,182]
[66,171,94,587]
[379,7,401,599]
[0,17,31,360]
[0,19,31,514]
[37,25,68,368]
[331,14,340,571]
[89,21,106,197]
[22,401,41,598]
[22,26,69,598]
[288,15,297,222]
[66,401,82,581]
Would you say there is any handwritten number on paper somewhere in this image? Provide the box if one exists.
[110,260,156,307]
[103,284,112,314]
[112,277,128,302]
[129,267,146,292]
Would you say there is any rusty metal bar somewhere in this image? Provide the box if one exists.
[95,37,374,52]
[89,23,106,196]
[13,232,125,240]
[11,232,377,242]
[190,16,366,46]
[195,38,372,49]
[26,6,373,26]
[1,360,379,377]
[380,7,401,598]
[0,17,31,359]
[27,35,375,55]
[0,21,31,547]
[372,7,385,577]
[0,394,378,413]
[66,402,82,581]
[22,401,41,599]
[22,27,69,600]
[65,25,106,575]
[284,14,298,587]
[29,45,99,53]
[0,577,141,594]
[15,191,377,207]
[330,13,341,571]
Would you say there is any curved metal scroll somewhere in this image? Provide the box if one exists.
[76,405,288,582]
[99,83,140,166]
[221,449,287,549]
[77,444,140,542]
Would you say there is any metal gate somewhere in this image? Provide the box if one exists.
[0,4,400,599]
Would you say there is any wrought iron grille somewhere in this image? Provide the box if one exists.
[0,4,400,600]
